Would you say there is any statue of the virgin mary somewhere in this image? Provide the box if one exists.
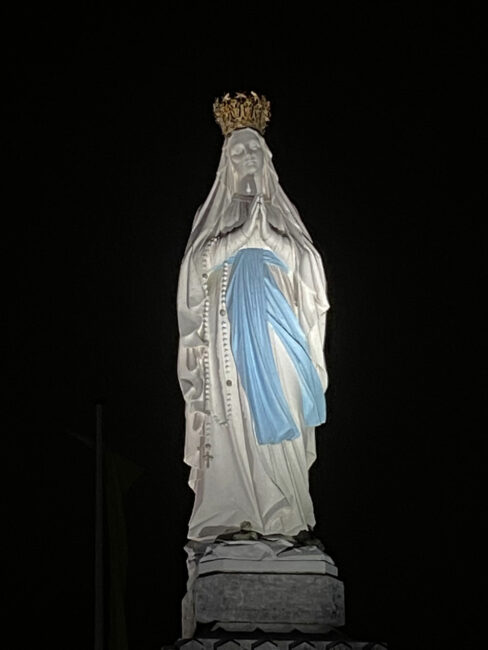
[177,92,330,542]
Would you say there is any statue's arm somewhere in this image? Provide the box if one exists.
[176,250,207,477]
[296,247,330,391]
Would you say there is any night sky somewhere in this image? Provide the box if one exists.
[6,5,472,650]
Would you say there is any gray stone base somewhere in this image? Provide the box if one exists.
[195,573,345,632]
[182,541,345,638]
[173,540,387,648]
[164,634,388,649]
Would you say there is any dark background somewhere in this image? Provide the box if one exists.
[6,4,473,650]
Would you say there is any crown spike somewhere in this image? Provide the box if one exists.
[213,91,271,136]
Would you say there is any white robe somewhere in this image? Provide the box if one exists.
[177,192,329,542]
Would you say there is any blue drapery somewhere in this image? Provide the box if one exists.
[225,248,326,445]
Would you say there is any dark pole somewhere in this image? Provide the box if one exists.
[95,402,104,650]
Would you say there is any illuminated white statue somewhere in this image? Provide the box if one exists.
[177,92,329,542]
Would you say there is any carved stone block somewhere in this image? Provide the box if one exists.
[194,572,345,633]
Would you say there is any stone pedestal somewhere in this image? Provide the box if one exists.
[182,539,344,637]
[170,638,388,649]
[195,573,344,633]
[173,539,386,648]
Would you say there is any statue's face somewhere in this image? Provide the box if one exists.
[229,129,264,181]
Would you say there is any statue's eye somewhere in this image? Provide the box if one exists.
[231,144,245,157]
[249,141,260,150]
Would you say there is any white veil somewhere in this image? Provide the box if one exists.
[185,127,314,254]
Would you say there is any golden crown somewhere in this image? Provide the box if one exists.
[213,91,271,137]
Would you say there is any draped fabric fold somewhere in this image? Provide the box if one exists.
[226,248,326,445]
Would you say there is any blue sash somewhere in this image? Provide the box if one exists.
[226,248,326,445]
